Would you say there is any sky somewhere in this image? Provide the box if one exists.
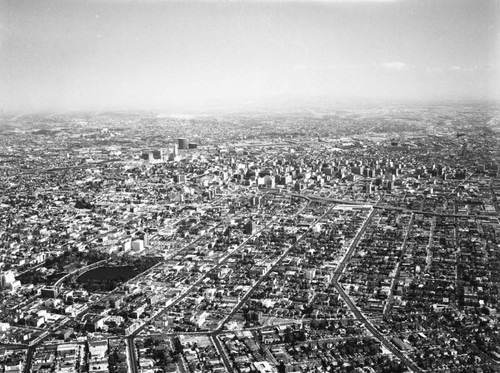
[1,0,499,113]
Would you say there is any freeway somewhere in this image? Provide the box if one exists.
[123,197,427,373]
[53,259,109,288]
[125,199,382,373]
[20,158,124,174]
[295,193,495,219]
[22,190,472,373]
[209,201,423,373]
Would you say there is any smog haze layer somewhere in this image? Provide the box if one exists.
[1,0,499,113]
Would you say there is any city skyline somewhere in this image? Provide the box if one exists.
[1,0,500,113]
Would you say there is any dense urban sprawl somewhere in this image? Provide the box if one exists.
[1,103,500,373]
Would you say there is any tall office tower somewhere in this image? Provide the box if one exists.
[250,196,262,207]
[141,151,152,161]
[174,174,186,183]
[244,219,255,235]
[178,138,188,150]
[304,268,316,281]
[152,150,163,160]
[366,181,373,194]
[173,144,179,157]
[0,271,16,289]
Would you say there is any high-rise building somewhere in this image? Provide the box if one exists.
[142,150,165,163]
[123,241,131,252]
[152,150,163,160]
[41,286,59,298]
[366,181,373,194]
[203,189,215,200]
[132,240,144,251]
[1,271,20,290]
[169,144,181,161]
[250,196,262,207]
[174,174,186,183]
[244,219,255,235]
[178,138,188,150]
[141,151,153,161]
[304,268,316,281]
[0,271,15,289]
[294,181,305,192]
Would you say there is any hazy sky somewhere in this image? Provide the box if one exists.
[1,0,499,112]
